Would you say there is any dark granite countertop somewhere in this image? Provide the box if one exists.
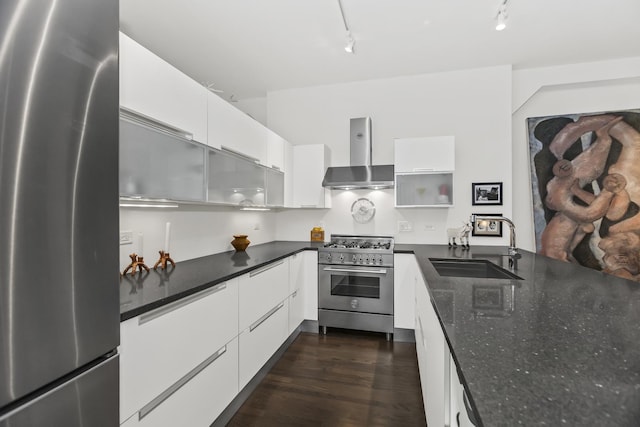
[395,244,640,427]
[120,241,321,321]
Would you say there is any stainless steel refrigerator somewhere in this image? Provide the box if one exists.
[0,0,119,425]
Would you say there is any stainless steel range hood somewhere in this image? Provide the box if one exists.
[322,117,394,190]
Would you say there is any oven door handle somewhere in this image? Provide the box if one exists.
[322,267,388,274]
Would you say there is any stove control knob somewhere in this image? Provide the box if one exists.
[352,255,357,263]
[377,256,383,265]
[339,254,345,262]
[326,253,331,262]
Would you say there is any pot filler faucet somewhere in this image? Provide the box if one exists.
[471,215,519,258]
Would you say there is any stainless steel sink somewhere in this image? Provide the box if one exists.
[429,258,523,280]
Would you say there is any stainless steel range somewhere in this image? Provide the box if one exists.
[318,234,394,339]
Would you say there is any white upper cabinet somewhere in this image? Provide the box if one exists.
[207,91,267,165]
[283,140,293,207]
[291,144,331,208]
[394,136,455,172]
[119,33,207,143]
[266,128,285,171]
[394,136,455,207]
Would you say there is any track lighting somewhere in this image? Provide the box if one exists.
[495,0,508,31]
[338,0,355,54]
[345,31,355,53]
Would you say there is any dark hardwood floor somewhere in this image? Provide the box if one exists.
[227,330,426,426]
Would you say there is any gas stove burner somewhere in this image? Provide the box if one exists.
[322,234,394,253]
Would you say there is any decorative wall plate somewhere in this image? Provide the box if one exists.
[351,198,376,223]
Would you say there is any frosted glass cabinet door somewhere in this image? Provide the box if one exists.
[395,172,453,207]
[207,149,266,206]
[119,118,206,201]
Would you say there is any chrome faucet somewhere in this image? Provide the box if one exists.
[472,215,519,257]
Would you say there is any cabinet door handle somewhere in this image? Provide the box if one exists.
[120,107,193,141]
[139,283,227,325]
[138,345,227,420]
[250,260,285,277]
[221,145,260,163]
[299,204,318,208]
[250,302,285,332]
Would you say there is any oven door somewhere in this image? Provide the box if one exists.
[318,264,394,314]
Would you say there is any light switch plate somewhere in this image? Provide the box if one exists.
[398,221,413,232]
[120,231,133,245]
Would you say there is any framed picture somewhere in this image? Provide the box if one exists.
[472,182,503,205]
[472,213,503,237]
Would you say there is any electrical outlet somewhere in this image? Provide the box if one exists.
[119,231,133,245]
[398,221,413,232]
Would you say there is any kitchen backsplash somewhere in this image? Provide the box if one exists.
[119,206,277,271]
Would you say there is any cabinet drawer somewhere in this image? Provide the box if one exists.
[122,338,239,427]
[239,299,289,390]
[120,279,239,422]
[239,258,290,331]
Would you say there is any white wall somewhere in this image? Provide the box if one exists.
[512,57,640,251]
[119,206,277,272]
[268,65,514,245]
[234,97,267,126]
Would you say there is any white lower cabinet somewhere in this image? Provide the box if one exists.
[394,254,417,329]
[414,260,447,427]
[239,258,290,332]
[290,250,318,322]
[413,255,476,427]
[239,298,290,390]
[121,338,239,427]
[120,252,319,426]
[288,289,305,334]
[120,280,238,423]
[288,252,305,333]
[302,251,319,321]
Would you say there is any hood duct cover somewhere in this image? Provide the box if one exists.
[322,117,394,189]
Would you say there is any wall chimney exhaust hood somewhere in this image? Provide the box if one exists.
[322,117,394,190]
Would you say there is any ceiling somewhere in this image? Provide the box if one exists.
[120,0,640,101]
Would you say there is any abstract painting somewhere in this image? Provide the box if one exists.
[527,109,640,281]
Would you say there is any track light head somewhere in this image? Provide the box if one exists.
[345,31,355,53]
[495,1,508,31]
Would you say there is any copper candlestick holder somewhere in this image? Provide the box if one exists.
[123,253,150,275]
[154,250,175,270]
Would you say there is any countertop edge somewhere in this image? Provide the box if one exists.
[120,243,318,322]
